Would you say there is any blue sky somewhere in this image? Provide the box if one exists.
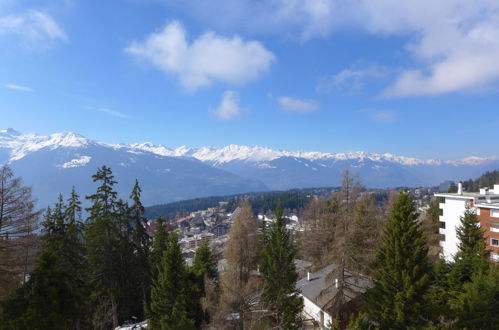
[1,0,499,160]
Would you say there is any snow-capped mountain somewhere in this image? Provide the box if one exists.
[127,141,499,190]
[0,129,267,207]
[1,128,499,207]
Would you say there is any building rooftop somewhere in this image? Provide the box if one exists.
[296,264,371,310]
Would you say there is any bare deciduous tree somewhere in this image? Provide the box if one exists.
[217,202,263,329]
[0,165,40,299]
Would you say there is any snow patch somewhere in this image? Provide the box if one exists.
[58,156,91,168]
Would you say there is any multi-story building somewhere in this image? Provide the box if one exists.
[180,232,215,250]
[435,183,499,262]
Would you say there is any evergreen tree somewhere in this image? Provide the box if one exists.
[84,166,122,329]
[193,242,218,281]
[367,191,431,328]
[261,203,302,329]
[192,242,219,325]
[1,194,85,329]
[150,217,169,280]
[148,233,196,330]
[130,179,152,313]
[422,198,443,260]
[448,206,489,288]
[453,266,499,329]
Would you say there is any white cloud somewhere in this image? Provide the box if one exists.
[213,91,245,120]
[4,83,32,92]
[370,110,397,123]
[152,1,499,97]
[150,0,337,41]
[278,96,319,113]
[0,10,66,43]
[84,106,129,119]
[317,64,388,92]
[364,1,499,97]
[126,20,275,91]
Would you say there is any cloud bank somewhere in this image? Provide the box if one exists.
[152,1,499,97]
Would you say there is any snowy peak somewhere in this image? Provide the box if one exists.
[2,129,499,167]
[0,129,93,161]
[128,142,495,166]
[189,145,283,164]
[0,128,21,136]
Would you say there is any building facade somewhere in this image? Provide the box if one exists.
[435,183,499,262]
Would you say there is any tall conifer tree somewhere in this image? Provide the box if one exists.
[148,232,196,330]
[367,191,431,328]
[261,203,302,329]
[1,193,85,329]
[448,207,489,288]
[130,180,152,311]
[84,166,121,329]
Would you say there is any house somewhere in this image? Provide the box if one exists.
[295,264,371,328]
[435,182,499,262]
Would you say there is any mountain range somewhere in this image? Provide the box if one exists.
[1,128,498,208]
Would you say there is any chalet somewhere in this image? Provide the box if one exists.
[296,264,371,328]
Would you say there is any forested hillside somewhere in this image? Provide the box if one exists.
[144,187,338,218]
[462,170,499,192]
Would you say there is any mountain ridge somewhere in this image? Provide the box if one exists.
[2,128,497,167]
[2,129,499,207]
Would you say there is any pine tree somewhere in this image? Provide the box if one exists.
[367,191,431,328]
[453,266,499,329]
[192,242,219,324]
[130,179,152,314]
[84,165,122,329]
[1,194,85,329]
[150,217,169,280]
[448,206,489,288]
[148,232,196,330]
[261,203,302,329]
[63,187,87,329]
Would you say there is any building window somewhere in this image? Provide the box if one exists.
[491,209,499,218]
[491,238,499,247]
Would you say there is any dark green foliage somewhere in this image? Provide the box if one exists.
[150,217,169,280]
[453,266,499,329]
[129,180,152,318]
[147,233,197,330]
[426,258,453,325]
[462,170,499,192]
[448,207,489,288]
[192,242,218,281]
[261,203,303,329]
[84,166,122,329]
[1,192,86,329]
[144,187,339,218]
[447,182,457,193]
[192,242,219,324]
[85,169,153,327]
[367,192,431,328]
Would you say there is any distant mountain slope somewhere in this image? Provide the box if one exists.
[0,129,267,207]
[130,142,499,189]
[2,128,499,207]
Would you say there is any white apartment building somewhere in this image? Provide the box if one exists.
[435,183,499,262]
